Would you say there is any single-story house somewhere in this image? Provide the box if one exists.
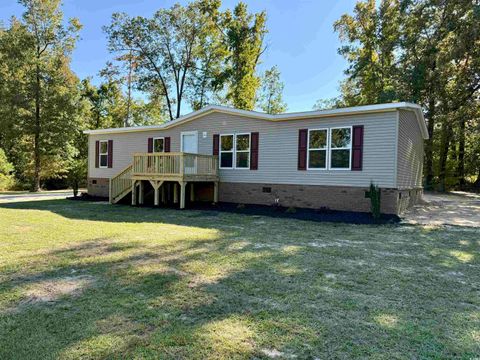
[83,102,428,215]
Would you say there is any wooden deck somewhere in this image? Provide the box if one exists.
[110,152,219,208]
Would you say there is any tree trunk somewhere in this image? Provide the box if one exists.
[424,97,435,189]
[125,50,133,127]
[456,118,466,188]
[437,122,451,192]
[32,63,41,192]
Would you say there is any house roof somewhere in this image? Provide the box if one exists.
[83,102,429,139]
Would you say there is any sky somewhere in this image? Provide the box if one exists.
[0,0,357,113]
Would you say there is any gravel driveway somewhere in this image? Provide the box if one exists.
[403,191,480,227]
[0,190,74,203]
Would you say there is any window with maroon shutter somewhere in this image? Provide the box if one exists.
[164,137,171,152]
[298,129,308,170]
[250,132,259,170]
[147,138,153,153]
[98,140,109,168]
[213,134,219,155]
[95,140,99,168]
[351,125,364,171]
[107,140,113,168]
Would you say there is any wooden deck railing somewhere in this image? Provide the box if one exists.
[109,164,133,203]
[132,152,218,177]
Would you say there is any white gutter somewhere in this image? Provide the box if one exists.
[83,102,429,139]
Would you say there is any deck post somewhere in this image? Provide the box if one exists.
[154,186,159,206]
[213,181,219,203]
[138,181,144,205]
[131,180,137,206]
[161,184,166,204]
[173,183,178,203]
[190,183,194,202]
[180,181,186,209]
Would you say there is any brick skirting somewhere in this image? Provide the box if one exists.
[87,177,109,198]
[88,177,422,215]
[218,182,422,215]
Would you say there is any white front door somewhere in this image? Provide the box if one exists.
[181,131,198,153]
[181,131,198,174]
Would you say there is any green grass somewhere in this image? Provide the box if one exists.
[0,199,478,359]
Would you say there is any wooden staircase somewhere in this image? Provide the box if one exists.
[108,153,219,208]
[109,164,133,204]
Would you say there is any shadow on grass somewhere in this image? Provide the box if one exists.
[0,199,478,358]
[0,198,400,225]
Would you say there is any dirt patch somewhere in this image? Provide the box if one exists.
[403,191,480,227]
[21,275,95,305]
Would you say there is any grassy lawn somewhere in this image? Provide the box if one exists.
[0,199,478,359]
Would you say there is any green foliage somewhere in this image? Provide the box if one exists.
[221,2,267,110]
[104,1,224,120]
[257,65,287,114]
[369,182,381,220]
[67,157,87,197]
[313,98,342,110]
[335,0,480,190]
[0,148,14,190]
[0,0,83,191]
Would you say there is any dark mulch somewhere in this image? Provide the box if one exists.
[188,202,400,225]
[68,192,398,225]
[66,192,108,202]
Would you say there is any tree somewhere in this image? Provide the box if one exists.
[334,0,480,190]
[334,0,400,106]
[312,98,341,110]
[104,1,223,120]
[81,78,127,129]
[0,0,82,191]
[222,2,267,110]
[257,65,287,114]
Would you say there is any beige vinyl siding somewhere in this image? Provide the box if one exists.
[88,110,398,188]
[396,110,424,189]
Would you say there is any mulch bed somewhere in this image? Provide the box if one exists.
[68,192,399,225]
[66,192,109,202]
[188,202,400,225]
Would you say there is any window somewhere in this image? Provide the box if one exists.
[330,127,351,169]
[153,137,164,152]
[219,133,251,169]
[307,129,327,169]
[220,134,234,168]
[99,140,108,168]
[235,133,250,169]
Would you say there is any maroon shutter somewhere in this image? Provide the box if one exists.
[213,134,219,155]
[95,141,99,168]
[298,129,308,170]
[164,137,171,152]
[351,125,364,171]
[250,132,259,170]
[147,138,153,153]
[107,140,113,168]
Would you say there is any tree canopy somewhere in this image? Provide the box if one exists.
[329,0,480,189]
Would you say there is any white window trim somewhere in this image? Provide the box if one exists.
[306,128,328,171]
[219,133,252,170]
[219,134,235,169]
[234,133,251,170]
[329,126,352,170]
[152,137,165,153]
[99,140,108,169]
